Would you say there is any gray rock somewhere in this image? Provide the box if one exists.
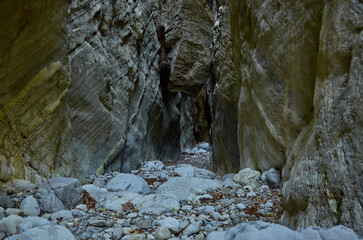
[140,195,180,214]
[23,216,50,228]
[82,184,109,203]
[233,168,261,189]
[88,218,107,227]
[35,188,65,213]
[159,217,179,233]
[156,177,222,201]
[298,225,360,240]
[5,208,24,216]
[106,174,150,194]
[18,221,34,233]
[6,225,75,240]
[20,196,40,216]
[12,180,36,193]
[155,226,171,240]
[174,165,195,177]
[236,203,246,210]
[195,168,216,180]
[222,174,235,181]
[179,220,189,231]
[261,169,281,189]
[93,177,107,188]
[224,221,303,240]
[195,233,205,240]
[0,215,25,235]
[141,161,165,172]
[197,206,215,215]
[50,210,73,222]
[0,192,14,209]
[38,177,83,208]
[135,219,153,229]
[113,227,124,240]
[206,232,226,240]
[183,221,202,236]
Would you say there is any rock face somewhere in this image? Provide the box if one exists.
[212,0,363,236]
[0,0,213,182]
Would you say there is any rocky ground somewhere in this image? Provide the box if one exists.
[0,143,361,240]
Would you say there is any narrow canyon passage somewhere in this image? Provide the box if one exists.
[0,0,362,239]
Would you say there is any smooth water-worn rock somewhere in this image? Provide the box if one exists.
[6,225,75,240]
[20,196,40,216]
[224,221,303,240]
[159,217,180,234]
[233,168,261,189]
[154,226,171,240]
[106,174,150,194]
[0,215,25,235]
[50,210,73,222]
[156,177,222,201]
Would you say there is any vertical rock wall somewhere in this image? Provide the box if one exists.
[0,0,71,184]
[212,0,363,235]
[0,0,213,183]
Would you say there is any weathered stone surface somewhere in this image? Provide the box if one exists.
[0,0,70,184]
[2,0,214,183]
[106,174,150,194]
[35,188,65,213]
[156,177,222,201]
[212,0,363,235]
[20,196,40,216]
[233,168,261,189]
[6,225,75,240]
[38,177,82,208]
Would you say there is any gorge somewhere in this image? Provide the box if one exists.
[0,0,362,238]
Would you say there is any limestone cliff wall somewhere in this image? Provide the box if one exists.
[0,0,213,183]
[212,0,363,235]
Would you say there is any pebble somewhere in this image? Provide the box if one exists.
[183,221,202,236]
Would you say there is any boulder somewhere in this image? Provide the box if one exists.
[0,215,25,235]
[20,196,40,216]
[261,168,281,189]
[224,221,303,240]
[38,177,83,208]
[233,168,261,188]
[0,192,14,209]
[34,188,65,213]
[159,217,180,233]
[50,210,73,222]
[6,225,75,240]
[12,180,36,193]
[155,226,171,240]
[298,225,360,240]
[106,174,150,194]
[156,177,222,201]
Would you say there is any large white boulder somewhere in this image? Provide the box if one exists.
[106,174,150,194]
[233,168,261,188]
[156,177,222,201]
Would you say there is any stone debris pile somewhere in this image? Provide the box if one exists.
[0,145,361,239]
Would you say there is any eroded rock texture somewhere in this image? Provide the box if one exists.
[0,0,213,183]
[212,0,363,235]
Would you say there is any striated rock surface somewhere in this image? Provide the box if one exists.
[212,0,363,235]
[0,0,213,182]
